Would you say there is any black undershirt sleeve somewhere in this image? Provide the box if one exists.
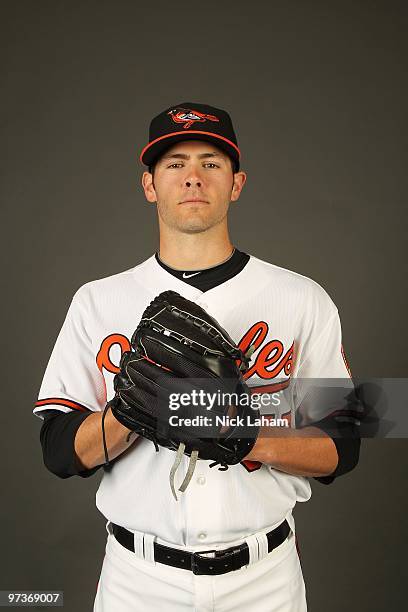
[308,415,361,484]
[40,410,103,479]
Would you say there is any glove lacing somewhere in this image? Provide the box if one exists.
[169,444,199,501]
[169,447,233,500]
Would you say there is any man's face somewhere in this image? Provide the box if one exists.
[142,140,246,234]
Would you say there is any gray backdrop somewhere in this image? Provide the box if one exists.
[2,1,407,610]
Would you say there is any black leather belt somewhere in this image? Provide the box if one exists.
[111,519,290,576]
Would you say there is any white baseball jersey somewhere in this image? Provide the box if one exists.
[34,254,351,548]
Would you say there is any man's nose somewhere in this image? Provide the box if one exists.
[185,178,202,187]
[184,166,203,187]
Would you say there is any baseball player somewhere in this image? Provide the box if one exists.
[34,103,361,611]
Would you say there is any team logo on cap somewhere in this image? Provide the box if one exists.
[168,107,220,129]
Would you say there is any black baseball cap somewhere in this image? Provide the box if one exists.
[139,102,241,172]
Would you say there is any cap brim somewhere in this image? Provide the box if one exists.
[140,130,240,170]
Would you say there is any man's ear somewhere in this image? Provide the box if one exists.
[230,171,247,202]
[142,171,157,203]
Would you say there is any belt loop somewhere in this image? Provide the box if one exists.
[285,511,295,535]
[105,521,113,536]
[134,531,144,559]
[245,534,259,565]
[255,532,268,560]
[143,533,156,564]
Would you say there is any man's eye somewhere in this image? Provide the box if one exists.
[166,162,219,169]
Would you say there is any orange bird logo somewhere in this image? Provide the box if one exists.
[168,107,220,129]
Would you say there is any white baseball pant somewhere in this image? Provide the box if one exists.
[93,522,307,611]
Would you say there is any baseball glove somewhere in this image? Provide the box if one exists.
[105,290,260,499]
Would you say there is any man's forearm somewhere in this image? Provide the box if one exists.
[74,407,139,470]
[244,425,339,477]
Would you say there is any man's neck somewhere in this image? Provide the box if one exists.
[158,228,234,271]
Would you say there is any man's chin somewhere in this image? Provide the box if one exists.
[176,222,211,234]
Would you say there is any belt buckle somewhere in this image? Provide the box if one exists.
[191,549,217,575]
[191,545,243,575]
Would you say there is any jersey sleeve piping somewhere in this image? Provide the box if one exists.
[34,398,91,413]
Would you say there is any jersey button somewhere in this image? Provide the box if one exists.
[197,475,206,485]
[198,532,207,541]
